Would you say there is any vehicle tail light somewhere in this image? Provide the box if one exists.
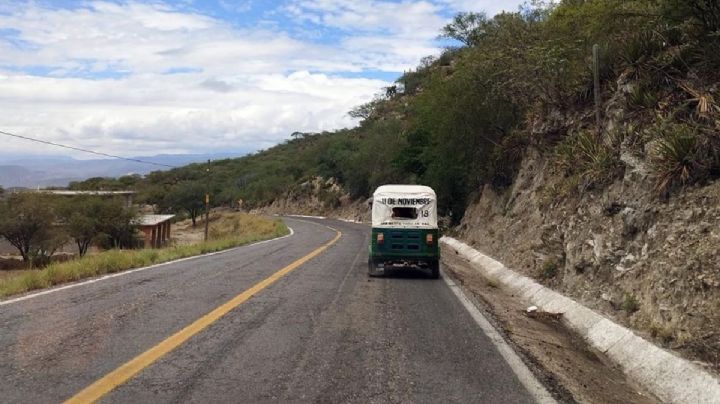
[377,233,384,245]
[426,233,433,245]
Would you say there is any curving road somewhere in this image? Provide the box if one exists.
[0,218,542,403]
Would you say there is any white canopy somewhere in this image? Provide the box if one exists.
[371,185,437,228]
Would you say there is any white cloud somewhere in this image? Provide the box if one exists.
[0,70,385,156]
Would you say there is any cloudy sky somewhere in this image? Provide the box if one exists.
[0,0,525,158]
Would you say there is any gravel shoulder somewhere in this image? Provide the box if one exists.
[441,244,660,404]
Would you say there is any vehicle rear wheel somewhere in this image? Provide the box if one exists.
[368,258,383,277]
[429,260,440,279]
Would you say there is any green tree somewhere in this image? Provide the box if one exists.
[59,208,96,256]
[159,181,206,226]
[0,193,66,265]
[440,12,488,46]
[117,174,142,189]
[57,196,124,256]
[348,99,384,120]
[96,199,138,249]
[662,0,720,33]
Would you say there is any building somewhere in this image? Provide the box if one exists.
[136,215,175,248]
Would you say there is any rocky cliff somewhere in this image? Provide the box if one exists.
[255,176,369,223]
[458,144,720,372]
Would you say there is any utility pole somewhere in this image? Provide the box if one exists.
[204,159,210,242]
[593,44,602,134]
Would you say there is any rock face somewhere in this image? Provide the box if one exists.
[457,147,720,370]
[255,176,370,223]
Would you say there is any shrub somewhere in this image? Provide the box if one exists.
[617,30,666,70]
[649,320,675,343]
[485,276,500,288]
[540,257,560,280]
[621,293,640,313]
[628,82,659,110]
[651,124,704,193]
[556,131,620,189]
[318,188,341,208]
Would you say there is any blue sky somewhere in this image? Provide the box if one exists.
[0,0,526,157]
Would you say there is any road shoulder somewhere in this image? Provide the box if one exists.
[441,245,660,404]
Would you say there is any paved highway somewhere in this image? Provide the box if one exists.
[0,218,544,403]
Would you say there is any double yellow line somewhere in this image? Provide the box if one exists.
[65,228,342,403]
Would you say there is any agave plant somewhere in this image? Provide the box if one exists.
[554,130,618,189]
[652,125,703,193]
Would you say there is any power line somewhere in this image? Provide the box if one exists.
[0,129,177,168]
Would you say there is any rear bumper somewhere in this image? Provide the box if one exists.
[370,256,438,266]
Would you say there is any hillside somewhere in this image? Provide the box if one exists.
[69,0,720,368]
[74,1,720,215]
[0,153,244,188]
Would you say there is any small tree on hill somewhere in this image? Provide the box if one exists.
[57,196,128,256]
[349,99,384,120]
[0,193,66,265]
[61,209,96,256]
[160,181,205,227]
[96,199,138,249]
[440,12,488,46]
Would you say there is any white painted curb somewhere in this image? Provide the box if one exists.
[441,236,720,404]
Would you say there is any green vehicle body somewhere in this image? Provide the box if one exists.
[369,227,439,262]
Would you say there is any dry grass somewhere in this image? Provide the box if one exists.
[0,214,288,298]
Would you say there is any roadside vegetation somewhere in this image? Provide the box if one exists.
[0,212,287,298]
[0,193,138,266]
[68,1,719,223]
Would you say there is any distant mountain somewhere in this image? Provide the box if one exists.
[0,153,246,188]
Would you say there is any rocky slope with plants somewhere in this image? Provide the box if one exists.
[254,176,369,222]
[459,144,720,372]
[449,0,720,369]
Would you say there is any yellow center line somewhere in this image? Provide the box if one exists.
[64,228,342,404]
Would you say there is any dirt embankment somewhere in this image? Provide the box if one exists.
[457,146,720,373]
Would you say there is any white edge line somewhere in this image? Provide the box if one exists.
[0,227,295,307]
[287,214,327,220]
[442,270,557,404]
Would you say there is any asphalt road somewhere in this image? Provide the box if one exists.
[0,218,538,403]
